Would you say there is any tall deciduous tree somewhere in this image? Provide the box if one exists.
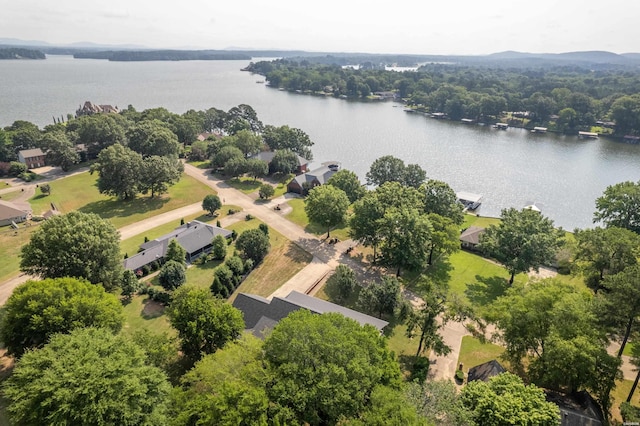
[139,155,183,198]
[325,264,358,304]
[158,260,186,291]
[406,283,450,358]
[358,275,402,318]
[264,310,401,425]
[91,143,143,200]
[480,208,563,285]
[461,373,560,426]
[378,207,432,276]
[245,158,268,181]
[269,149,299,174]
[403,163,427,188]
[366,155,407,187]
[167,286,244,364]
[305,185,350,238]
[235,228,271,264]
[233,129,263,157]
[262,124,314,160]
[202,194,222,216]
[72,114,127,158]
[423,179,464,225]
[594,180,640,234]
[40,131,79,171]
[3,328,171,426]
[327,169,366,203]
[165,238,187,264]
[573,226,640,293]
[126,119,180,157]
[0,277,124,357]
[20,211,122,288]
[349,191,385,261]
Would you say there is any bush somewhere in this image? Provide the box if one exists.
[455,369,465,382]
[19,172,33,182]
[410,356,430,383]
[245,214,254,221]
[231,229,238,240]
[226,255,245,277]
[9,161,27,177]
[141,264,151,276]
[259,183,275,199]
[211,235,227,260]
[228,208,237,215]
[259,223,269,235]
[235,228,271,264]
[158,260,186,291]
[244,258,255,272]
[621,402,640,422]
[152,291,172,305]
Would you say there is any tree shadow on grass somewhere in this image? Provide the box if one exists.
[141,298,165,320]
[79,196,169,220]
[404,259,453,295]
[465,275,510,306]
[284,243,314,264]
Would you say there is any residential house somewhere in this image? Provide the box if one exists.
[249,151,310,174]
[286,161,340,195]
[17,148,46,169]
[460,226,485,251]
[123,220,231,273]
[233,290,388,338]
[544,390,604,426]
[0,200,30,227]
[76,101,119,117]
[196,132,223,142]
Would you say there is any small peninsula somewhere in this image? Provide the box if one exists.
[0,48,45,60]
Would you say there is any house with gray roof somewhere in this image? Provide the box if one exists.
[467,359,506,382]
[123,220,231,272]
[287,161,341,195]
[250,151,309,174]
[460,226,485,251]
[233,290,388,338]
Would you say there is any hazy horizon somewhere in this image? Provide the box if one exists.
[1,0,638,56]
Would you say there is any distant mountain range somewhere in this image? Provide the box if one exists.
[1,38,640,68]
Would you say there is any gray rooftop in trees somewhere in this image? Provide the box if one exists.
[250,151,309,167]
[233,290,388,338]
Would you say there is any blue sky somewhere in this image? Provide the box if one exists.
[1,0,638,55]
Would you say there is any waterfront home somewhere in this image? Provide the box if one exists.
[249,151,309,174]
[123,220,231,272]
[233,290,388,338]
[287,161,340,195]
[459,226,485,251]
[17,148,46,169]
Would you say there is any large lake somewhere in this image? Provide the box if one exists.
[1,55,639,230]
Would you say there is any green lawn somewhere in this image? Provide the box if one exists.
[0,190,22,202]
[0,226,37,283]
[226,177,262,194]
[285,198,351,241]
[121,294,174,337]
[457,335,506,373]
[462,214,501,229]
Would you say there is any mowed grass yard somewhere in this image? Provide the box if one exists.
[1,172,215,284]
[285,198,351,241]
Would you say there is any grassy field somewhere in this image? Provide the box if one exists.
[226,177,263,194]
[462,214,501,229]
[0,226,37,283]
[29,172,214,229]
[121,294,174,337]
[285,198,351,241]
[0,190,22,202]
[457,335,506,373]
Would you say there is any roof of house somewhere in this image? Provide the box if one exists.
[0,200,30,221]
[289,162,340,188]
[467,359,506,382]
[18,148,45,158]
[460,226,485,245]
[251,151,309,167]
[545,390,604,426]
[232,290,388,337]
[124,220,231,270]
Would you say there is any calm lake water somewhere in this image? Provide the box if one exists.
[1,55,639,230]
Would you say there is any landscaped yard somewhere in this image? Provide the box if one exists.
[285,198,351,241]
[121,294,174,337]
[0,226,37,283]
[457,335,505,373]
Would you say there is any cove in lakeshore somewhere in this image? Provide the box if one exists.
[1,55,640,230]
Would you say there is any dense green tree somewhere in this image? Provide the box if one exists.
[0,277,123,357]
[264,310,401,425]
[8,161,27,177]
[366,155,407,187]
[461,373,560,426]
[480,208,563,285]
[305,185,350,238]
[91,144,144,200]
[403,163,427,188]
[572,226,640,292]
[349,191,385,261]
[4,328,171,426]
[202,194,222,215]
[20,211,122,288]
[72,114,127,158]
[610,95,640,135]
[171,335,269,425]
[233,129,264,157]
[188,139,209,161]
[227,104,264,134]
[594,180,640,233]
[223,156,247,177]
[211,234,227,260]
[127,119,180,157]
[139,155,183,197]
[5,120,41,150]
[39,182,50,195]
[246,158,268,181]
[165,238,186,264]
[170,115,200,144]
[167,286,244,364]
[158,260,186,291]
[378,207,432,276]
[210,144,244,169]
[269,149,299,174]
[406,380,474,426]
[423,179,464,225]
[120,269,142,300]
[0,128,15,162]
[426,213,461,265]
[258,183,275,199]
[40,131,79,171]
[325,264,358,304]
[262,124,314,160]
[327,169,366,203]
[235,228,271,264]
[358,275,402,318]
[344,386,427,426]
[131,328,180,378]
